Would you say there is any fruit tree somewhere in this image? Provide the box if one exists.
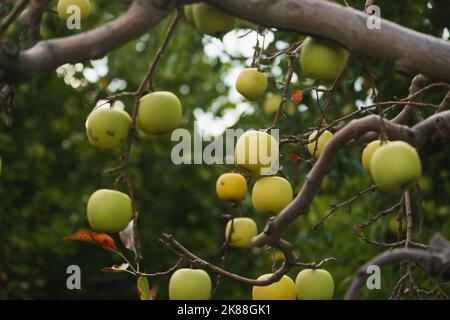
[0,0,449,300]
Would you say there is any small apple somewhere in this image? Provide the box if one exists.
[57,0,91,20]
[371,141,422,194]
[263,94,281,115]
[85,108,131,149]
[169,268,212,300]
[87,189,133,233]
[234,130,279,175]
[300,37,349,81]
[252,176,293,215]
[388,217,406,235]
[295,269,334,300]
[216,173,247,202]
[192,3,237,37]
[137,91,182,135]
[252,274,296,300]
[307,130,333,158]
[225,217,257,248]
[361,140,389,175]
[184,5,195,24]
[235,68,268,101]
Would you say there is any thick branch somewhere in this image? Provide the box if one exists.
[0,1,167,83]
[253,110,450,247]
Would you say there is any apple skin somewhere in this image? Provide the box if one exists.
[307,130,333,158]
[216,173,247,202]
[192,3,237,37]
[295,269,334,300]
[362,140,389,175]
[252,176,293,215]
[87,189,133,233]
[137,91,182,135]
[85,108,131,149]
[263,94,281,115]
[300,37,348,81]
[184,5,195,24]
[57,0,91,20]
[225,217,257,248]
[371,141,422,194]
[234,130,279,176]
[252,274,296,300]
[235,68,268,101]
[169,268,212,300]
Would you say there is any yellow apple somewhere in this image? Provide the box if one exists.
[295,269,334,300]
[300,37,348,81]
[216,173,247,201]
[252,176,293,215]
[87,189,133,233]
[371,141,422,194]
[169,268,211,300]
[234,130,279,175]
[192,3,237,37]
[57,0,91,20]
[361,140,389,175]
[263,94,281,115]
[85,108,131,149]
[137,91,182,135]
[235,68,268,101]
[307,130,333,158]
[184,5,195,24]
[252,274,296,300]
[225,217,257,248]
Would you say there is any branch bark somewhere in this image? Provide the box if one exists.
[1,0,450,83]
[253,110,450,247]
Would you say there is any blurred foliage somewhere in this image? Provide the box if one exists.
[0,0,449,300]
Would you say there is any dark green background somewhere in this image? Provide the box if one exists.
[0,0,449,299]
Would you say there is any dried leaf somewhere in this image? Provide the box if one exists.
[288,153,302,164]
[137,276,150,300]
[291,89,304,105]
[64,229,119,253]
[149,285,158,300]
[101,263,130,273]
[119,221,135,253]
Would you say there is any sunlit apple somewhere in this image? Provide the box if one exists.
[225,217,257,248]
[216,173,248,201]
[252,274,296,300]
[169,268,212,300]
[252,176,293,215]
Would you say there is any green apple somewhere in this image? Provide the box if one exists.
[192,3,237,37]
[300,37,348,81]
[184,5,195,24]
[87,189,133,233]
[225,217,257,248]
[85,108,131,149]
[234,130,279,175]
[216,173,247,202]
[57,0,91,20]
[307,130,333,158]
[295,269,334,300]
[263,94,281,115]
[235,68,268,101]
[252,176,293,215]
[252,274,296,300]
[361,140,389,175]
[137,91,182,135]
[169,268,212,300]
[371,141,422,194]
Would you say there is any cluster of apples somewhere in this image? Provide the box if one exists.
[362,140,422,194]
[84,91,182,233]
[184,3,237,37]
[57,0,92,20]
[168,267,334,300]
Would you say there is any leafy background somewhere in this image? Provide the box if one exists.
[0,0,449,299]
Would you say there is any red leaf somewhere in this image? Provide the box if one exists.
[149,285,158,300]
[288,153,302,164]
[291,89,304,105]
[64,229,119,253]
[101,263,130,273]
